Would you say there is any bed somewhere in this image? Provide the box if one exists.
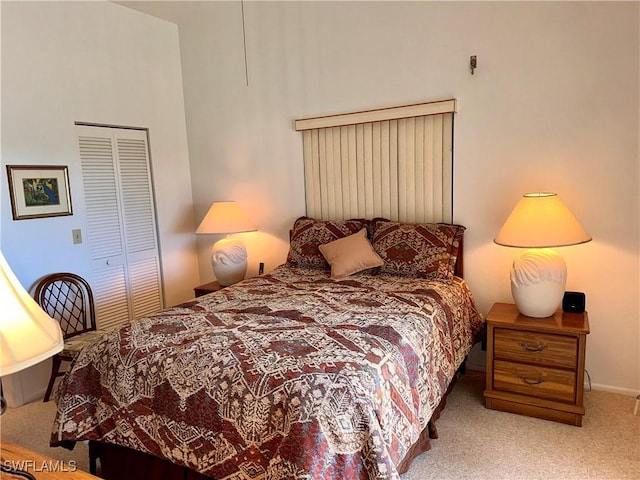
[51,216,483,479]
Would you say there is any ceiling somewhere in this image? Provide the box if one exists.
[111,1,199,25]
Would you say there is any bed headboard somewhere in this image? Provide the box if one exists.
[295,99,456,224]
[294,98,461,277]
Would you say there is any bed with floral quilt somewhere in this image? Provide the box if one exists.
[51,217,484,480]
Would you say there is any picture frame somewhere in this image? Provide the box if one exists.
[7,165,73,220]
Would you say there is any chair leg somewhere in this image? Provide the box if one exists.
[89,441,99,475]
[43,356,62,402]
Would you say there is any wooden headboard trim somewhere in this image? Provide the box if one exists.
[295,99,456,131]
[455,237,464,278]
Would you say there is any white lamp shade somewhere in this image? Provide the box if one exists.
[0,252,63,377]
[494,193,591,248]
[196,201,256,235]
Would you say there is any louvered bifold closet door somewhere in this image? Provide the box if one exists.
[77,125,163,331]
[116,131,163,321]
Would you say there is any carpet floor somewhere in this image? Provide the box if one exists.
[1,371,638,479]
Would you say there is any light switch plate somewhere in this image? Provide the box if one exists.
[72,229,82,244]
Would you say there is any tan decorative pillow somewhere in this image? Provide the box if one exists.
[319,228,384,278]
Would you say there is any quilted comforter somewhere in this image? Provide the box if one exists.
[51,266,483,479]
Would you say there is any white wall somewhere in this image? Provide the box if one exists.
[1,1,198,405]
[162,1,638,394]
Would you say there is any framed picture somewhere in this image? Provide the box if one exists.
[7,165,73,220]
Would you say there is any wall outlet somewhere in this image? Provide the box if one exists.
[258,262,264,275]
[72,229,83,244]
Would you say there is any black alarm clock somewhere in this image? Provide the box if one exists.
[562,291,586,313]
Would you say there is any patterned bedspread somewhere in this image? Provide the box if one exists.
[51,266,483,479]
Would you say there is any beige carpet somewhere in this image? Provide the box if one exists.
[1,371,638,479]
[401,371,639,480]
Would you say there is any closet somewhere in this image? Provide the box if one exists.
[76,125,163,331]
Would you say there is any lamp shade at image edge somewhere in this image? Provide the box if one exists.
[0,252,63,377]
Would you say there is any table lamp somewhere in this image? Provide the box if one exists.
[0,251,63,479]
[195,201,256,286]
[494,192,591,318]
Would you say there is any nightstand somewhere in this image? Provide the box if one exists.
[484,302,589,426]
[194,280,223,297]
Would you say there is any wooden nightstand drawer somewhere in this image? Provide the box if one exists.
[494,328,577,369]
[493,360,576,403]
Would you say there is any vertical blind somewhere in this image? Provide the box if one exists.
[295,99,455,223]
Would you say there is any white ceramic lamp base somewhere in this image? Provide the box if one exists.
[510,249,567,318]
[211,237,248,286]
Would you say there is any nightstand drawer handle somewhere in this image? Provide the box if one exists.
[519,342,547,353]
[518,375,545,386]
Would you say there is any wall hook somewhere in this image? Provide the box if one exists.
[470,55,477,75]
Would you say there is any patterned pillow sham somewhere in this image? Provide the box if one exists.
[286,216,366,269]
[372,221,465,279]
